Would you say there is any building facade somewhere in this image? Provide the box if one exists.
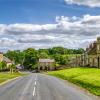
[3,56,13,68]
[70,37,100,68]
[78,37,100,68]
[83,38,99,68]
[0,52,3,62]
[38,59,55,71]
[0,52,13,69]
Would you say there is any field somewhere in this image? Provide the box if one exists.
[0,73,24,84]
[48,68,100,96]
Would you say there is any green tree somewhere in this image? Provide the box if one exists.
[4,47,85,70]
[9,64,16,74]
[23,48,38,69]
[0,62,3,70]
[0,61,7,71]
[5,50,25,65]
[38,52,49,58]
[49,47,66,55]
[2,61,7,70]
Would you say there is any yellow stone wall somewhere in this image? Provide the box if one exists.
[0,53,3,62]
[6,62,12,68]
[88,55,97,67]
[38,62,55,70]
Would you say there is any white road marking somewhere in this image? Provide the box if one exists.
[32,74,38,97]
[35,74,37,81]
[35,81,36,85]
[33,87,36,96]
[19,75,34,100]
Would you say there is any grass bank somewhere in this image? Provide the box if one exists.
[0,72,25,84]
[48,68,100,96]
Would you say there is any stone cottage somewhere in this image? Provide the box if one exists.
[70,37,100,68]
[38,59,55,71]
[0,52,3,62]
[81,37,100,68]
[0,52,13,68]
[3,56,13,68]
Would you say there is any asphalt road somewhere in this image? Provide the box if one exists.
[0,73,98,100]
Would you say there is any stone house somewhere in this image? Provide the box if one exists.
[68,57,76,67]
[70,37,100,68]
[0,52,13,68]
[81,37,100,68]
[69,55,83,67]
[0,52,3,62]
[38,59,55,71]
[3,56,13,68]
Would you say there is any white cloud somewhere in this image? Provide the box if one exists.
[64,0,100,7]
[0,14,100,52]
[0,38,17,46]
[2,23,57,35]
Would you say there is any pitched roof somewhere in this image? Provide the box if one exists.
[0,52,3,54]
[39,59,55,63]
[3,56,12,63]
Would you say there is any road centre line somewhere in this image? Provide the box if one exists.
[35,81,36,85]
[33,86,36,96]
[35,74,37,81]
[32,74,37,97]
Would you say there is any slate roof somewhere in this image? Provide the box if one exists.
[39,59,55,63]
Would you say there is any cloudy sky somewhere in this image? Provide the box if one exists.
[0,0,100,52]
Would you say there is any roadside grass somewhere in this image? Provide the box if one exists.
[48,68,100,96]
[0,72,25,84]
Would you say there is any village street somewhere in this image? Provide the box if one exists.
[0,73,98,100]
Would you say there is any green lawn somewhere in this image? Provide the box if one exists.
[0,72,25,84]
[48,68,100,96]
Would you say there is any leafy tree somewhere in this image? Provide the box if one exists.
[2,61,7,70]
[4,50,24,65]
[23,48,38,69]
[4,47,84,70]
[9,64,16,74]
[49,47,66,55]
[0,61,7,71]
[0,62,3,70]
[38,49,49,54]
[38,52,49,58]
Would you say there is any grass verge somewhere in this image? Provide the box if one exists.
[48,68,100,96]
[0,72,25,84]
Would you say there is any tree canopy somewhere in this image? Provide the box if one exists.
[4,47,84,70]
